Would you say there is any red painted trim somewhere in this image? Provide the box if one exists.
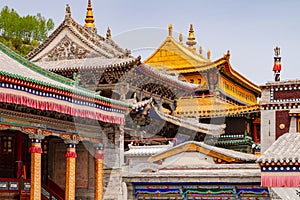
[94,153,104,160]
[65,151,77,158]
[29,146,42,154]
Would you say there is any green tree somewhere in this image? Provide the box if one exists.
[0,6,55,56]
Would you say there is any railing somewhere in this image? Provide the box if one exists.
[0,178,30,199]
[0,177,64,200]
[0,177,30,192]
[44,177,65,200]
[41,183,64,200]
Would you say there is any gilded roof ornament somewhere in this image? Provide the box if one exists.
[199,46,202,55]
[186,24,197,48]
[207,49,211,60]
[168,24,173,37]
[85,0,95,27]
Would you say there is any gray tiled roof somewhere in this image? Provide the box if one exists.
[36,57,135,71]
[0,42,132,107]
[0,49,74,90]
[257,132,300,163]
[152,141,258,162]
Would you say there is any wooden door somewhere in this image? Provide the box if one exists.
[0,133,16,178]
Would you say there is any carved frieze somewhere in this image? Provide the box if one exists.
[44,36,90,61]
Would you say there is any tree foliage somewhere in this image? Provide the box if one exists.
[0,6,55,56]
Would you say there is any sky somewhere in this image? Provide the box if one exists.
[1,0,300,85]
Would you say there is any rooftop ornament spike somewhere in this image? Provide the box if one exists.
[65,4,71,18]
[106,27,111,39]
[207,49,211,60]
[273,46,282,82]
[186,24,197,50]
[168,24,173,37]
[85,0,95,28]
[179,33,183,44]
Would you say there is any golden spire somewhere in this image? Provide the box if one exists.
[85,0,95,27]
[168,24,173,37]
[186,24,197,48]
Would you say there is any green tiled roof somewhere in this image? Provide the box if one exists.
[0,42,132,107]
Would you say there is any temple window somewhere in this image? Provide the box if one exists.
[190,79,194,83]
[1,136,13,153]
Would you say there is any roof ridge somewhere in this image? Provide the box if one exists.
[25,17,69,60]
[0,42,132,107]
[0,41,74,85]
[26,16,129,61]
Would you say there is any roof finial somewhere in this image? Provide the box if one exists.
[106,27,111,39]
[199,46,202,55]
[186,24,197,49]
[85,0,95,28]
[179,33,183,44]
[207,49,211,60]
[273,46,281,82]
[65,4,71,18]
[168,24,173,37]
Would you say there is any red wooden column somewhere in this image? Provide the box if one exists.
[15,132,23,178]
[94,144,104,200]
[29,136,44,200]
[252,118,261,143]
[65,143,77,200]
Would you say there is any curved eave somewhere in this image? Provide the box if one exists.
[174,102,261,118]
[219,57,261,96]
[0,42,74,85]
[0,72,132,109]
[42,58,137,72]
[136,63,199,91]
[0,42,132,109]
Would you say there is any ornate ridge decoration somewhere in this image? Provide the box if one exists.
[26,11,130,61]
[42,36,90,61]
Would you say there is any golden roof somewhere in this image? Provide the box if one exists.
[174,96,260,117]
[144,32,209,71]
[144,25,261,96]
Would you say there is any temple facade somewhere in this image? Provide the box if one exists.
[0,40,130,200]
[144,24,262,153]
[0,0,276,199]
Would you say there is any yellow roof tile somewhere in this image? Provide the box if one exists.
[144,36,210,70]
